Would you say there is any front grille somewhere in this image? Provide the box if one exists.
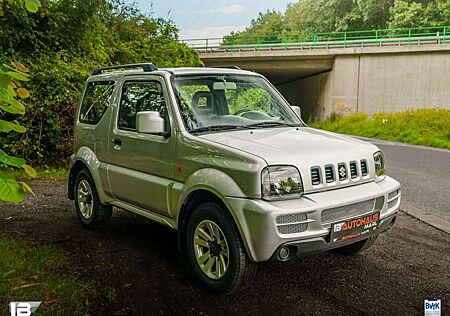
[349,161,358,178]
[321,199,376,225]
[311,167,321,185]
[388,198,399,209]
[276,213,307,224]
[309,160,369,185]
[276,213,308,234]
[361,160,368,176]
[277,223,308,234]
[325,165,335,183]
[388,189,400,200]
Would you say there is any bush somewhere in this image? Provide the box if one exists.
[310,109,450,150]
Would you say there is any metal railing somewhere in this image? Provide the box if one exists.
[181,26,449,53]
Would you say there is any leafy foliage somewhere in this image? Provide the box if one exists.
[0,60,36,203]
[310,109,450,150]
[0,0,202,167]
[230,0,450,38]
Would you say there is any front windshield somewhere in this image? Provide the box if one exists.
[173,74,304,133]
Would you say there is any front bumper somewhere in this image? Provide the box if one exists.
[225,175,401,262]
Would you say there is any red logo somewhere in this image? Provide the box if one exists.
[341,213,379,231]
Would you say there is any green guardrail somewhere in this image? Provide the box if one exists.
[182,26,449,51]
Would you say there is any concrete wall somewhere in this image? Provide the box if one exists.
[357,52,450,114]
[277,72,331,121]
[279,51,450,121]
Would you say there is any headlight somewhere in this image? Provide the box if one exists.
[373,151,385,176]
[261,166,303,201]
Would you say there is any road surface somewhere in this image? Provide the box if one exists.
[361,138,450,233]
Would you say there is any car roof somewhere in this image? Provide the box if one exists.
[89,67,258,79]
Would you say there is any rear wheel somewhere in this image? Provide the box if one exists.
[331,235,378,255]
[74,169,112,229]
[186,202,256,295]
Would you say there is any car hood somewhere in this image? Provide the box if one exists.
[198,127,379,193]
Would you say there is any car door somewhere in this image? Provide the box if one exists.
[107,75,176,217]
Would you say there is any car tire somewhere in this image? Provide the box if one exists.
[74,169,112,229]
[186,202,256,295]
[331,235,378,255]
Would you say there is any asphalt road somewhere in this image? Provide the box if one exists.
[1,180,449,315]
[360,138,450,232]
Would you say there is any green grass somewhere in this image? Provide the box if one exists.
[310,109,450,150]
[15,166,68,180]
[0,236,96,315]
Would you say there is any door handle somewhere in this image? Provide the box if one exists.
[112,138,122,150]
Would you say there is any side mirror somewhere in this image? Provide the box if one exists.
[136,111,167,136]
[291,106,302,119]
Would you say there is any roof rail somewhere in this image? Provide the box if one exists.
[92,63,158,75]
[211,65,241,70]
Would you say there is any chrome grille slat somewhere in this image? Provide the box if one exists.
[361,160,368,176]
[321,199,376,225]
[349,161,358,178]
[325,165,334,183]
[311,167,321,185]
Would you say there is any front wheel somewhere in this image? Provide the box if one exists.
[74,169,112,229]
[186,202,256,295]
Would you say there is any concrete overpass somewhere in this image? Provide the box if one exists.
[197,36,450,121]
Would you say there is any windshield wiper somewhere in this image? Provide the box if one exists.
[189,125,244,134]
[245,121,299,128]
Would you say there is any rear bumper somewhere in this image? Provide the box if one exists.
[225,175,401,262]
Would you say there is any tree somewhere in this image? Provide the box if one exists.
[388,0,426,29]
[225,10,285,44]
[0,0,202,167]
[228,0,450,39]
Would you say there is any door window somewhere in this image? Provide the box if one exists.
[79,81,114,125]
[118,81,168,131]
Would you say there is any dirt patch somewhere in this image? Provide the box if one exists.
[1,180,449,315]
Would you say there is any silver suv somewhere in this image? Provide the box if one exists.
[68,63,401,294]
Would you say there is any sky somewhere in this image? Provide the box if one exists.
[133,0,292,40]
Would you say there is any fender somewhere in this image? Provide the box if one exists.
[175,168,246,220]
[172,168,253,257]
[71,146,113,204]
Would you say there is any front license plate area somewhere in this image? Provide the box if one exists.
[330,212,380,243]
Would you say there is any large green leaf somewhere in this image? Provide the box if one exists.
[25,0,40,13]
[0,170,26,204]
[23,164,37,178]
[6,71,29,81]
[0,149,26,168]
[0,120,27,133]
[1,99,25,114]
[0,74,11,88]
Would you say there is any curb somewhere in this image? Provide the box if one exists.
[354,136,450,153]
[400,203,450,234]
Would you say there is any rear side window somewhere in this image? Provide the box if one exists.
[79,81,114,125]
[118,81,167,131]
